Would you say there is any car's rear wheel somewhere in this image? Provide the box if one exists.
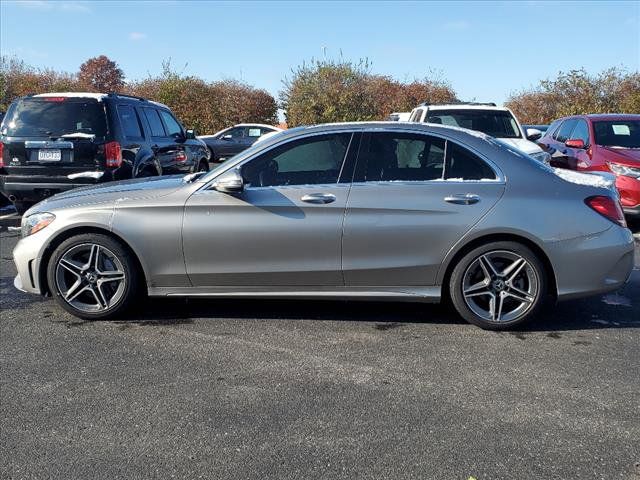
[197,160,209,172]
[47,233,139,320]
[449,241,547,330]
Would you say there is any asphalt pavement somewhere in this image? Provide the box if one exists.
[1,215,639,480]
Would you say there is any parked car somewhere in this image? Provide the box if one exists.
[522,124,549,137]
[199,124,282,162]
[387,112,411,122]
[0,92,210,214]
[538,114,640,217]
[409,102,550,163]
[13,122,634,330]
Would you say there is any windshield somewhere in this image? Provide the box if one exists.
[593,120,640,148]
[426,109,522,139]
[1,98,108,138]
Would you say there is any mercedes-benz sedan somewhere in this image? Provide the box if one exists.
[13,122,635,330]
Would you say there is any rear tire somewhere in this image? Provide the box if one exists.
[197,160,209,172]
[449,241,547,330]
[46,233,139,320]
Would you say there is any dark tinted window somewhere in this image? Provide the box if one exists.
[570,119,590,144]
[159,110,182,137]
[362,133,446,181]
[223,127,244,139]
[426,109,520,138]
[593,120,640,148]
[445,142,496,180]
[117,105,143,138]
[554,119,577,142]
[2,98,107,137]
[143,108,166,137]
[242,133,351,187]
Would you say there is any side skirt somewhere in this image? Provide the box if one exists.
[147,285,442,303]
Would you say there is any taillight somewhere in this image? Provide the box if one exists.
[0,141,4,168]
[104,141,122,168]
[585,196,626,228]
[175,151,187,162]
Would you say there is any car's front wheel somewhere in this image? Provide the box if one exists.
[449,241,547,330]
[47,233,139,320]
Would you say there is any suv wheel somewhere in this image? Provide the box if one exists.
[47,233,139,320]
[449,241,547,330]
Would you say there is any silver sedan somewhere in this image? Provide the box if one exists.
[12,122,635,329]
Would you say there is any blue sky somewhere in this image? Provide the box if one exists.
[1,0,638,107]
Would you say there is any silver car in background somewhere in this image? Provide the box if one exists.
[13,122,635,330]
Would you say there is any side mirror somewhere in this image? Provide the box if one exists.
[212,169,244,193]
[526,128,542,141]
[565,138,585,149]
[221,134,233,141]
[185,129,196,140]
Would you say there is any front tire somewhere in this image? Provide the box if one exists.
[47,234,139,320]
[449,241,547,330]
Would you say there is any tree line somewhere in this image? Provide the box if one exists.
[1,55,638,134]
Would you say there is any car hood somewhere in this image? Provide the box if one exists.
[600,146,640,166]
[31,175,188,212]
[497,137,542,154]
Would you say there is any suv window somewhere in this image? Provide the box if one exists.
[143,108,166,137]
[361,133,446,181]
[242,133,351,187]
[117,104,143,138]
[426,109,520,138]
[445,142,496,180]
[410,109,424,122]
[593,120,640,148]
[545,119,562,138]
[159,110,183,138]
[2,97,107,138]
[570,119,590,144]
[554,119,577,142]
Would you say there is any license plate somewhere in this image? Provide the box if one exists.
[38,149,62,161]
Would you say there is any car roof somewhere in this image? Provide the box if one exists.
[31,92,170,109]
[582,114,640,121]
[419,104,509,112]
[234,123,283,130]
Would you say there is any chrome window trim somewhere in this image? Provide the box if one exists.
[199,126,506,191]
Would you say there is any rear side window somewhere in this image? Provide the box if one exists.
[117,105,143,138]
[143,108,166,137]
[361,133,446,181]
[445,142,496,180]
[545,119,562,138]
[426,109,520,139]
[1,98,107,137]
[554,119,577,142]
[159,110,183,138]
[570,119,590,144]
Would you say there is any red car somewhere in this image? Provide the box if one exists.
[538,114,640,217]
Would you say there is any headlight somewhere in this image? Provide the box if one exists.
[21,212,55,238]
[608,163,640,179]
[530,151,551,164]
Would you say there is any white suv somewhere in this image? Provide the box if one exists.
[408,102,550,162]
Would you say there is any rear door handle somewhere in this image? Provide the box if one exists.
[444,193,480,205]
[301,193,336,204]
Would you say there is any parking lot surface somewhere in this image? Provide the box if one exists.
[1,221,639,480]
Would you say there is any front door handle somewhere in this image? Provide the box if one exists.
[301,193,336,204]
[444,193,480,205]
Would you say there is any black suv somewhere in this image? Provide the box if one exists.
[0,92,210,213]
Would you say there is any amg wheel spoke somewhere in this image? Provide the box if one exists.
[488,293,497,320]
[59,258,83,277]
[465,289,493,299]
[98,270,125,282]
[66,284,91,303]
[505,288,534,304]
[504,258,527,282]
[464,279,489,295]
[94,285,109,309]
[495,294,505,322]
[480,255,499,277]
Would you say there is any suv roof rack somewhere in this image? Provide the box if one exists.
[418,101,497,107]
[108,92,147,102]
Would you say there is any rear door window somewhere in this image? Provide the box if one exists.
[159,110,183,138]
[360,132,446,181]
[117,104,143,139]
[143,108,167,137]
[445,142,496,180]
[2,97,107,137]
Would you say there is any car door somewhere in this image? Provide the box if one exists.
[342,131,505,287]
[562,118,593,170]
[182,131,356,287]
[158,109,191,173]
[548,119,578,169]
[217,127,246,158]
[141,107,174,175]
